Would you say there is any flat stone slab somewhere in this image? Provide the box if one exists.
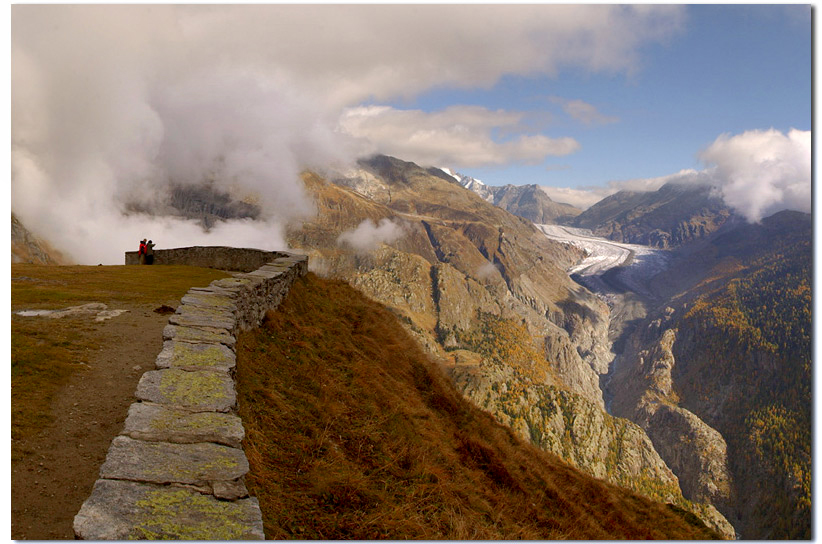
[123,402,245,448]
[180,290,238,311]
[100,436,249,484]
[155,340,236,372]
[163,324,235,348]
[244,267,290,280]
[189,285,242,298]
[74,479,264,540]
[136,369,236,412]
[168,306,236,331]
[209,276,254,291]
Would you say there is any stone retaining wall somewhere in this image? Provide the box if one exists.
[73,251,308,540]
[125,245,291,272]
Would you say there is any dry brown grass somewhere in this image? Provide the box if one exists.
[11,264,230,443]
[236,273,721,540]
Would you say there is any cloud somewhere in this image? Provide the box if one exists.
[11,6,356,264]
[539,186,612,210]
[540,129,811,221]
[337,218,406,254]
[182,4,683,108]
[550,97,619,125]
[699,128,811,222]
[476,261,502,281]
[340,105,579,168]
[11,5,685,263]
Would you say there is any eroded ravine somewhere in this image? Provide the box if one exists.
[538,224,737,538]
[537,224,667,403]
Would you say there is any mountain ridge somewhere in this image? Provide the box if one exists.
[567,182,734,248]
[433,167,582,224]
[287,155,734,535]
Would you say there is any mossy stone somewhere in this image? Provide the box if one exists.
[73,479,263,540]
[136,369,236,412]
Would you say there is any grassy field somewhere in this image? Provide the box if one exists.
[236,273,720,540]
[11,264,230,443]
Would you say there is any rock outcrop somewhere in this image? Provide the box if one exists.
[607,308,735,539]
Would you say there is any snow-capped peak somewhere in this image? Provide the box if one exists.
[437,167,485,188]
[439,167,494,202]
[438,166,462,182]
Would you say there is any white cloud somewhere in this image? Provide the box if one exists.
[699,128,811,222]
[177,4,684,108]
[476,261,502,281]
[551,97,619,125]
[539,186,612,210]
[337,218,406,254]
[340,105,580,168]
[11,5,686,263]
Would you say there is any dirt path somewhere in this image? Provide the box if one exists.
[10,304,171,539]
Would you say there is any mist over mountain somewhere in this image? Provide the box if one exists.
[11,213,69,265]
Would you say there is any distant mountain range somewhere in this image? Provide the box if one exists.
[441,166,735,250]
[434,168,582,225]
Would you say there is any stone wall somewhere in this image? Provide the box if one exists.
[125,245,292,272]
[73,251,308,539]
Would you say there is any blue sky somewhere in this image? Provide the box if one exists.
[380,5,811,190]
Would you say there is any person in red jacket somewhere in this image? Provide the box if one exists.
[139,239,147,265]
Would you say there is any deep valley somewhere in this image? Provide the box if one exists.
[10,154,810,540]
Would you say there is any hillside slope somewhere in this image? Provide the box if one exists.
[235,273,720,540]
[286,156,731,534]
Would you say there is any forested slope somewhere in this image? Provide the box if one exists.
[670,214,811,538]
[608,210,811,539]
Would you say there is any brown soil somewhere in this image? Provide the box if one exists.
[11,304,171,540]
